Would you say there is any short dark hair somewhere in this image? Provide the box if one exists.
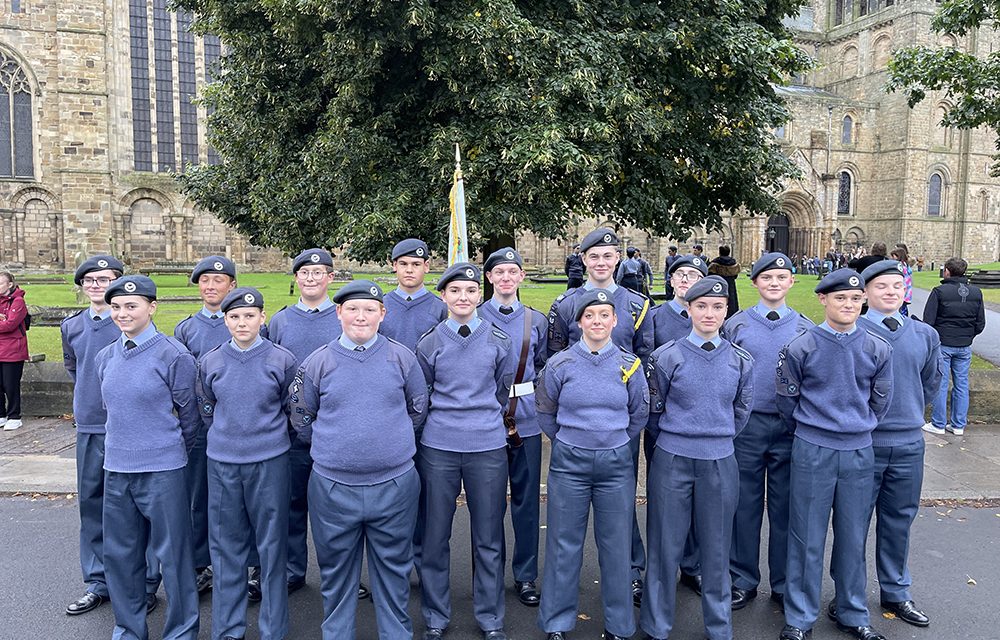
[0,271,13,284]
[944,257,967,277]
[871,242,887,256]
[718,245,731,257]
[626,247,637,258]
[693,244,703,251]
[668,245,677,252]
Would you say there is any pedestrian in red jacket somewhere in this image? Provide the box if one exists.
[0,271,28,430]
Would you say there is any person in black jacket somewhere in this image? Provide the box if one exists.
[921,257,986,436]
[564,245,585,290]
[848,241,886,274]
[708,246,741,319]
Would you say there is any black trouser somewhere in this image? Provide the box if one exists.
[0,360,24,419]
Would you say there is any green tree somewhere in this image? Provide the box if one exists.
[177,0,809,261]
[888,0,1000,174]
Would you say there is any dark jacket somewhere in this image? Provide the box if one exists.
[849,254,883,273]
[923,277,986,347]
[0,286,29,362]
[708,256,741,318]
[564,253,584,279]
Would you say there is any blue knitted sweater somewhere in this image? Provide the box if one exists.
[379,289,448,352]
[535,340,649,449]
[651,302,692,348]
[267,304,342,364]
[547,285,653,359]
[96,332,199,472]
[478,301,549,438]
[722,306,813,414]
[416,320,514,452]
[857,316,942,446]
[647,338,754,459]
[776,326,893,450]
[61,311,121,434]
[290,335,428,484]
[197,339,299,463]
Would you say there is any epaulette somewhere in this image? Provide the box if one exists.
[62,308,86,326]
[618,347,638,364]
[732,343,753,361]
[489,324,510,341]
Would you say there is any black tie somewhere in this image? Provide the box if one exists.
[125,340,137,350]
[210,314,220,320]
[680,309,688,319]
[766,311,780,321]
[701,342,716,352]
[310,308,320,314]
[882,317,900,332]
[458,325,472,337]
[499,306,514,315]
[354,345,365,352]
[93,315,102,322]
[406,296,412,302]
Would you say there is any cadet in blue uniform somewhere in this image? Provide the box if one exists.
[536,288,649,640]
[644,253,710,600]
[96,275,200,640]
[776,269,893,640]
[197,287,297,640]
[174,255,237,596]
[547,227,652,604]
[268,248,365,598]
[379,238,448,352]
[615,247,644,294]
[480,247,549,608]
[641,276,754,640]
[722,253,813,611]
[63,256,159,616]
[826,260,941,629]
[291,280,428,640]
[416,263,514,640]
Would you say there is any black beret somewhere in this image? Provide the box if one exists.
[861,259,907,283]
[191,255,236,283]
[815,268,865,294]
[685,275,728,303]
[333,280,384,304]
[574,288,616,320]
[292,248,334,273]
[751,252,794,280]
[579,227,620,253]
[74,255,124,285]
[104,275,156,303]
[391,238,430,261]
[668,254,709,276]
[484,247,523,272]
[436,262,481,291]
[220,287,264,313]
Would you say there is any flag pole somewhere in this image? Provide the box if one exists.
[448,143,469,266]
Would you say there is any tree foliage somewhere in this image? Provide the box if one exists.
[888,0,1000,174]
[176,0,809,260]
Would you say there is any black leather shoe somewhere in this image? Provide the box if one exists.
[731,586,758,610]
[516,580,540,606]
[195,566,213,595]
[146,593,158,614]
[547,633,566,640]
[632,578,644,607]
[770,592,785,609]
[603,632,628,640]
[827,599,838,622]
[779,625,811,640]
[483,630,507,640]
[881,599,929,627]
[423,628,445,640]
[66,592,106,615]
[247,566,262,603]
[287,578,305,594]
[358,583,371,600]
[834,623,886,640]
[679,571,702,596]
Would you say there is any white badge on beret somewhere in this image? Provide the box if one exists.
[214,261,224,271]
[849,275,860,287]
[505,250,514,260]
[693,258,702,266]
[596,291,609,302]
[603,233,612,243]
[776,257,786,267]
[465,268,475,278]
[123,281,137,293]
[243,293,255,304]
[369,286,379,296]
[896,262,905,273]
[415,247,425,257]
[97,259,109,268]
[310,254,320,263]
[712,282,723,293]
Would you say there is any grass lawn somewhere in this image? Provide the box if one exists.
[912,261,1000,305]
[20,269,996,370]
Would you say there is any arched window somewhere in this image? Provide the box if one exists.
[0,52,34,179]
[843,46,859,78]
[838,171,853,215]
[842,115,854,144]
[927,173,944,216]
[873,36,892,68]
[934,105,952,147]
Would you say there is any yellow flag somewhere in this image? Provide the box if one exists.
[448,144,469,265]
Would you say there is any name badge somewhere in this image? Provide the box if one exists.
[509,381,535,398]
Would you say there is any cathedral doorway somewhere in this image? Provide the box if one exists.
[766,213,790,255]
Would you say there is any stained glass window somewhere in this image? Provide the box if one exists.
[177,10,199,168]
[0,53,33,178]
[838,171,852,216]
[153,0,175,172]
[928,174,943,216]
[129,0,152,171]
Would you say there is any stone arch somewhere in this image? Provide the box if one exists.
[118,188,175,265]
[939,34,958,49]
[844,226,866,251]
[842,45,859,79]
[933,102,953,147]
[777,189,826,258]
[10,186,64,268]
[835,162,860,217]
[872,34,892,69]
